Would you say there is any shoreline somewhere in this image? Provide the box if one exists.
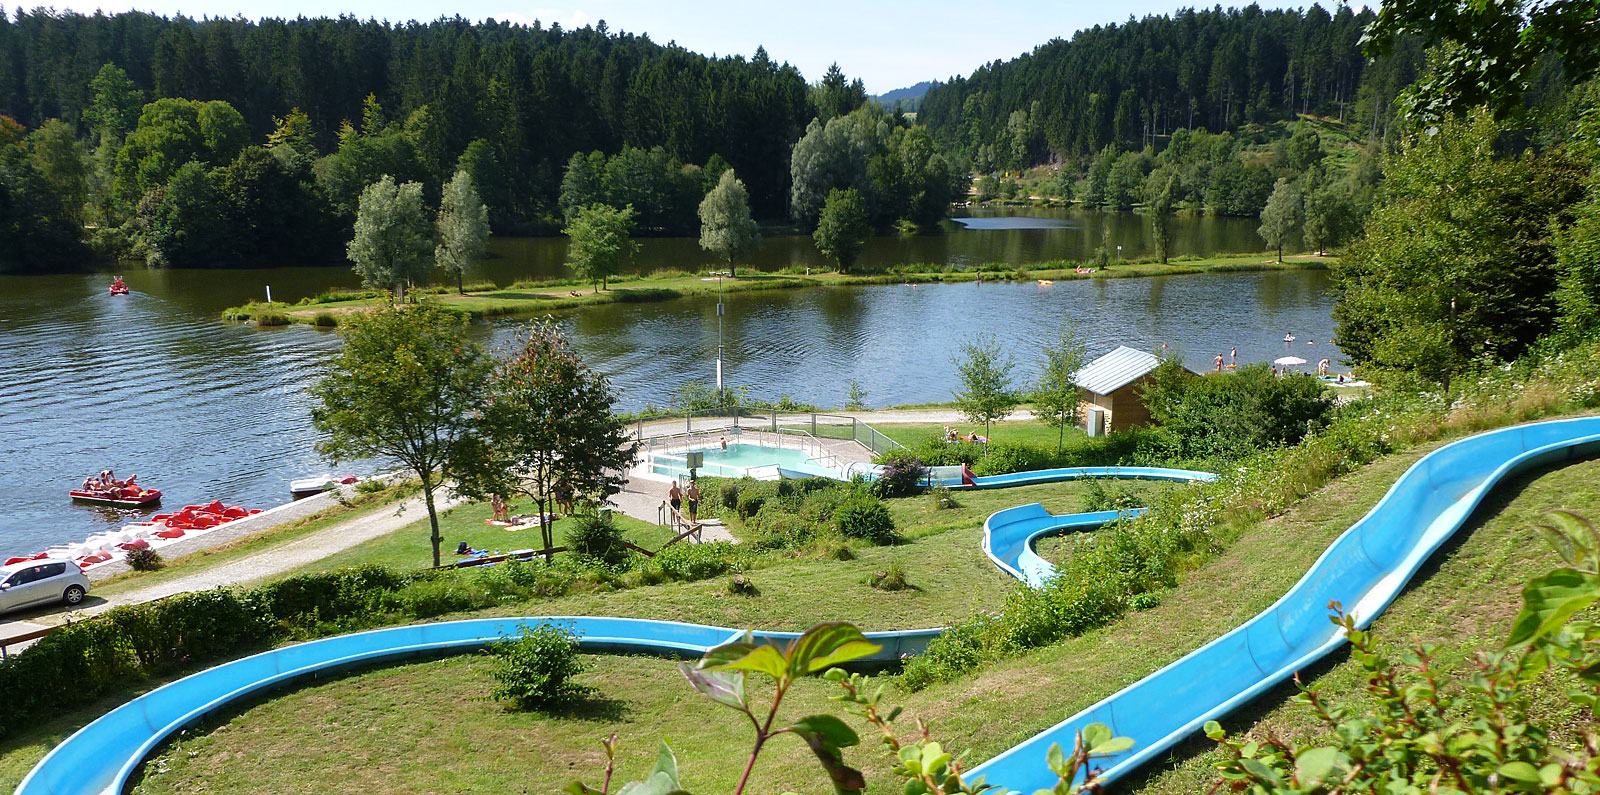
[221,252,1334,326]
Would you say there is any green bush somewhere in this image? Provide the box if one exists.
[125,546,163,571]
[487,623,592,710]
[867,563,911,591]
[749,504,816,550]
[870,451,926,498]
[312,312,339,328]
[634,542,744,584]
[1079,478,1145,512]
[835,494,897,544]
[567,515,629,566]
[389,578,474,618]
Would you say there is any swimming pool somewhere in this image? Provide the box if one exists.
[648,442,842,480]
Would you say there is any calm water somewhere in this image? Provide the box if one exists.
[0,210,1319,557]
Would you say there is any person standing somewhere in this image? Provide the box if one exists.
[1230,346,1237,366]
[1214,354,1224,371]
[685,480,702,524]
[669,479,683,519]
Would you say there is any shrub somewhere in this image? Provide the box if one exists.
[255,310,290,327]
[125,546,163,571]
[1079,478,1144,512]
[390,578,474,618]
[971,442,1053,476]
[566,515,628,566]
[355,477,388,494]
[749,506,815,550]
[635,542,743,584]
[835,494,897,544]
[899,617,996,691]
[726,574,760,596]
[487,623,592,710]
[870,451,926,498]
[312,312,339,328]
[928,486,961,510]
[866,563,910,591]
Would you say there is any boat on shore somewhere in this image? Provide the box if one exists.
[290,474,360,500]
[70,487,161,508]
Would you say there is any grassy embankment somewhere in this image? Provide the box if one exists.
[220,252,1330,327]
[98,434,1600,794]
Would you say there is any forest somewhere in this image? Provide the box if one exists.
[917,5,1425,170]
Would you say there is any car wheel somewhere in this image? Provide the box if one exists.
[63,585,86,605]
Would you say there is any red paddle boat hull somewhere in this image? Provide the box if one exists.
[109,286,130,295]
[70,489,161,507]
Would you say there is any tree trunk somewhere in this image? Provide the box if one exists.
[421,472,441,568]
[540,494,554,562]
[1277,244,1283,264]
[457,269,465,295]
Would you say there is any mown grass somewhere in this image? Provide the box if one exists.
[278,501,677,578]
[222,252,1329,326]
[106,438,1600,794]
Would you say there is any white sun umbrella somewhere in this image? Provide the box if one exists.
[1274,355,1308,367]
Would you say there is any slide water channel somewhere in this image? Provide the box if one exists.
[17,417,1600,795]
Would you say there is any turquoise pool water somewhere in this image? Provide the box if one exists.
[649,443,840,480]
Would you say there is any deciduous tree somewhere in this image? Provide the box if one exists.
[698,169,760,277]
[348,175,433,302]
[564,203,637,291]
[1257,177,1302,263]
[455,318,639,559]
[310,303,491,567]
[953,333,1019,437]
[1035,320,1088,453]
[813,188,869,273]
[435,169,490,294]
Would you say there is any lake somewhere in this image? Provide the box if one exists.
[0,208,1325,558]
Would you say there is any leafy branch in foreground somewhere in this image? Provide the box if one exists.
[568,621,1132,795]
[1207,510,1600,794]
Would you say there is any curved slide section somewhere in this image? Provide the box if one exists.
[968,466,1216,587]
[965,416,1600,792]
[15,618,942,795]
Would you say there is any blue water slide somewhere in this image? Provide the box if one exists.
[18,419,1600,794]
[970,466,1216,587]
[964,416,1600,792]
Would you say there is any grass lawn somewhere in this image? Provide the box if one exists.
[276,500,677,578]
[103,446,1600,794]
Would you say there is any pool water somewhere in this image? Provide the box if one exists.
[649,443,840,480]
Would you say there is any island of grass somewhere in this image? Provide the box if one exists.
[219,252,1332,326]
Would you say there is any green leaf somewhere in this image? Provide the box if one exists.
[789,714,861,748]
[1046,743,1067,776]
[1498,761,1541,783]
[788,623,883,676]
[1239,757,1283,785]
[1508,568,1600,648]
[564,782,605,795]
[1203,720,1226,740]
[1294,746,1338,783]
[678,662,747,712]
[791,715,866,794]
[1087,736,1135,756]
[707,643,789,682]
[1081,723,1112,751]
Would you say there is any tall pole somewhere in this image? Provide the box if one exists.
[716,273,724,396]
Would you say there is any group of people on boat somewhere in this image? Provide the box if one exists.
[80,469,142,499]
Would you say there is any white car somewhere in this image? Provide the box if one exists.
[0,559,90,614]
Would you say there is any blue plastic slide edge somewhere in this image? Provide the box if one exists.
[15,618,943,795]
[964,416,1600,792]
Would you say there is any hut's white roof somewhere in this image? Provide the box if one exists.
[1074,346,1162,395]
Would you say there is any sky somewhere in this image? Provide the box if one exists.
[31,0,1334,94]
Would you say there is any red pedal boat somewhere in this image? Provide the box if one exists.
[70,485,161,507]
[109,276,130,295]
